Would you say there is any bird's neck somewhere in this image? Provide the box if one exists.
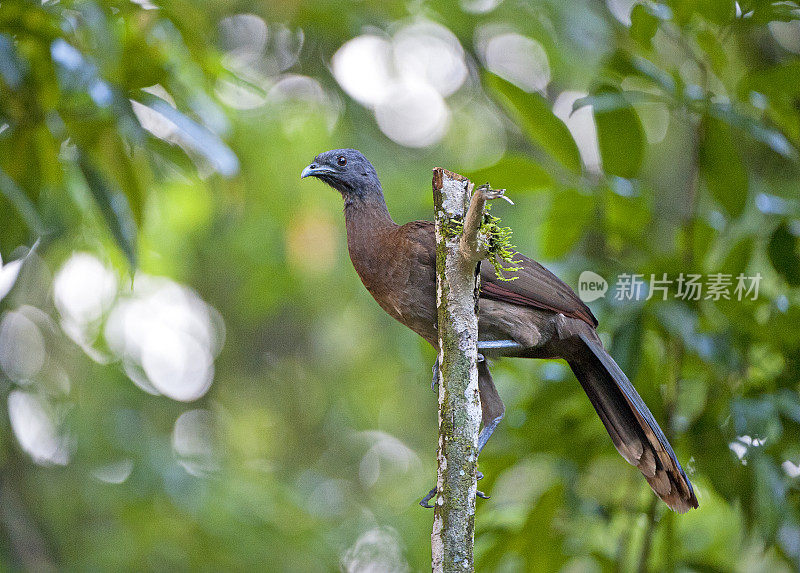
[343,190,396,234]
[343,190,397,276]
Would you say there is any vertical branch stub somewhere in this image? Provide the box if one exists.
[431,168,483,573]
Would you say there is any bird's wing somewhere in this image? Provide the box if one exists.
[399,220,437,284]
[480,253,598,327]
[404,220,596,327]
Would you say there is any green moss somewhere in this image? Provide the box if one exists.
[441,215,465,239]
[441,204,521,281]
[482,202,521,281]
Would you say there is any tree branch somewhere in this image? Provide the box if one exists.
[431,169,499,572]
[459,183,508,261]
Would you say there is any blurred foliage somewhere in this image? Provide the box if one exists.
[1,0,800,571]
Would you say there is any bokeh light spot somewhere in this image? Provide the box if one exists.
[0,310,46,382]
[332,35,395,107]
[553,91,602,173]
[173,409,217,476]
[374,82,450,148]
[8,390,69,466]
[105,276,224,402]
[479,31,551,93]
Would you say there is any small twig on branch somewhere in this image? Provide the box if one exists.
[459,184,510,261]
[431,169,508,572]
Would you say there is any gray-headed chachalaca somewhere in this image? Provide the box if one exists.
[301,148,698,513]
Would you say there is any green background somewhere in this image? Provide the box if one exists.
[1,0,800,570]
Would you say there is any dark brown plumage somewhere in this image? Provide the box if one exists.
[301,148,698,513]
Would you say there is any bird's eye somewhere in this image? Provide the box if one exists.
[337,156,347,166]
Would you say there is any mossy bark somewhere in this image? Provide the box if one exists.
[431,168,483,573]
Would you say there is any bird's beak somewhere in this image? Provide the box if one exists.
[301,164,335,179]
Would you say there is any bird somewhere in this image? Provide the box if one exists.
[301,148,698,513]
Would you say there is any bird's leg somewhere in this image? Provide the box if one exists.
[476,353,505,454]
[475,358,505,488]
[473,341,517,457]
[477,340,525,355]
[432,340,519,390]
[478,415,504,453]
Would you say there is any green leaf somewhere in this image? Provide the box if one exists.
[695,0,736,23]
[709,103,797,159]
[0,167,46,235]
[604,185,651,242]
[699,116,748,217]
[739,61,800,102]
[630,4,658,47]
[593,86,646,179]
[721,237,754,278]
[767,222,800,286]
[611,309,644,380]
[572,90,662,114]
[631,56,678,95]
[137,94,239,177]
[540,188,594,258]
[464,154,553,194]
[78,151,138,268]
[97,133,146,227]
[696,29,728,76]
[484,73,582,173]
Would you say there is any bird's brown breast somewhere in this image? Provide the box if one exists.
[346,214,439,345]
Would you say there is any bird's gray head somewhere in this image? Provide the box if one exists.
[300,149,382,201]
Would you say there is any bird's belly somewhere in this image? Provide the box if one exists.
[370,287,438,345]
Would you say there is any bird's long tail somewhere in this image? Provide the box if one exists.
[567,332,698,513]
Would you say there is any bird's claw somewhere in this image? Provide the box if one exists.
[420,486,437,508]
[476,468,489,497]
[476,470,488,498]
[420,472,488,508]
[419,487,490,507]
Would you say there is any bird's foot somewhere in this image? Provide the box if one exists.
[420,486,437,508]
[419,476,489,508]
[432,354,485,391]
[475,469,490,498]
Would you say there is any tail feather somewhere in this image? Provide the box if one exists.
[569,332,698,513]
